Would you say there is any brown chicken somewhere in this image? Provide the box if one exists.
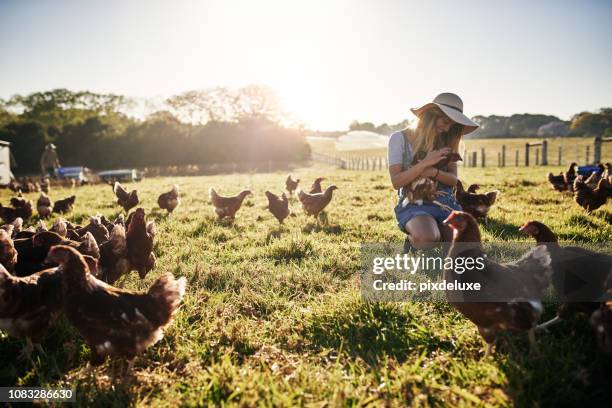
[0,263,63,359]
[547,172,568,192]
[114,181,139,212]
[298,185,338,222]
[158,184,181,214]
[209,188,252,221]
[32,230,100,260]
[76,215,110,245]
[53,195,76,214]
[0,198,33,223]
[37,192,53,218]
[573,176,609,213]
[40,177,50,194]
[455,180,498,221]
[126,208,156,279]
[285,175,300,195]
[400,152,462,208]
[443,211,552,354]
[47,245,186,369]
[265,191,290,224]
[1,217,23,238]
[0,228,18,273]
[520,220,612,329]
[309,177,326,194]
[563,162,578,190]
[98,224,131,284]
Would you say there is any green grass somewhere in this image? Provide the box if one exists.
[1,165,611,406]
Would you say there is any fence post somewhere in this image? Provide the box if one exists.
[525,143,530,166]
[515,149,519,166]
[481,148,485,167]
[497,152,501,167]
[542,140,548,165]
[558,147,562,166]
[594,136,602,164]
[586,146,590,164]
[502,145,506,167]
[472,151,477,168]
[535,148,540,166]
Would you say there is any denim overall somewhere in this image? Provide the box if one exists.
[394,133,462,233]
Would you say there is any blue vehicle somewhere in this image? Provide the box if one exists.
[577,165,604,177]
[55,166,93,184]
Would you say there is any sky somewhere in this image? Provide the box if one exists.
[1,0,611,130]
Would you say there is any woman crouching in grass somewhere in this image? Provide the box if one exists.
[387,93,479,250]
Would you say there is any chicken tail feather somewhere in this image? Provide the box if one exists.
[148,273,187,325]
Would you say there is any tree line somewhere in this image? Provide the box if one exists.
[348,108,612,139]
[0,87,310,174]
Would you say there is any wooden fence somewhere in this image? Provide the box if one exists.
[311,136,611,171]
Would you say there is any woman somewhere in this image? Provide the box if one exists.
[387,93,479,250]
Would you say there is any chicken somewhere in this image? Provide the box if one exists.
[32,230,100,260]
[126,208,156,279]
[113,182,139,212]
[0,263,63,359]
[76,215,110,245]
[400,152,462,208]
[265,191,290,224]
[209,188,252,221]
[0,199,33,224]
[50,218,68,237]
[0,228,18,273]
[466,184,480,193]
[98,224,131,284]
[1,217,23,238]
[285,175,300,195]
[584,169,603,189]
[442,211,552,354]
[590,297,612,357]
[454,180,498,221]
[573,176,609,213]
[309,177,326,194]
[547,172,568,192]
[563,162,578,190]
[297,185,338,222]
[158,184,181,214]
[37,192,53,218]
[40,177,50,194]
[47,245,186,369]
[519,220,611,330]
[52,195,76,214]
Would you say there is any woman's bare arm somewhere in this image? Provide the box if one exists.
[388,161,428,190]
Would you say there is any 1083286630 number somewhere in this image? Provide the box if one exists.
[1,387,75,402]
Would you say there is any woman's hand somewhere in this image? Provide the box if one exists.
[419,147,451,168]
[420,167,438,178]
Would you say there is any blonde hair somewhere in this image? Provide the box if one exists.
[411,109,463,156]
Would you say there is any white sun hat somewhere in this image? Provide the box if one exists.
[411,93,479,135]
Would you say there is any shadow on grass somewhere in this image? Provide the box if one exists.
[304,301,452,366]
[301,223,343,235]
[480,217,524,240]
[494,314,612,406]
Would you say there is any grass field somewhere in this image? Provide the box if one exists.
[309,136,612,166]
[1,165,612,406]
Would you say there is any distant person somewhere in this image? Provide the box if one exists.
[387,93,479,250]
[40,143,60,178]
